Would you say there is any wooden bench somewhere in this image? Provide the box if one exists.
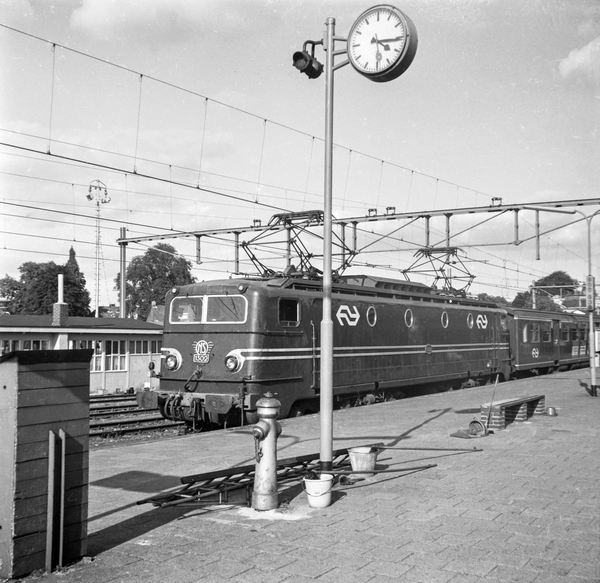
[480,395,546,431]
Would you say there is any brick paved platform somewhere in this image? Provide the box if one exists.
[4,369,599,583]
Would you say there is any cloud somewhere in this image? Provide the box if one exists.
[559,36,600,86]
[69,0,266,45]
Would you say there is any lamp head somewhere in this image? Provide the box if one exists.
[292,50,323,79]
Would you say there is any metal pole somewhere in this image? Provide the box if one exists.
[574,210,598,396]
[95,200,100,318]
[320,16,335,472]
[119,227,127,318]
[585,213,598,395]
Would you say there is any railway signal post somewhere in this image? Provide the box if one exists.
[293,5,418,473]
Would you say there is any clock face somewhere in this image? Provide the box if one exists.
[347,5,418,82]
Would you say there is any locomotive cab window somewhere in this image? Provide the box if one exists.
[279,298,300,327]
[170,294,247,324]
[171,296,203,322]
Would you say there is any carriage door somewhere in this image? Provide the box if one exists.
[552,319,561,364]
[310,298,323,389]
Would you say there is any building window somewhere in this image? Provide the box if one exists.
[129,339,161,354]
[105,340,126,371]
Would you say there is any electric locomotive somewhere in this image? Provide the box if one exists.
[137,273,514,429]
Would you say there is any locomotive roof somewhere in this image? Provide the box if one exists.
[179,275,499,307]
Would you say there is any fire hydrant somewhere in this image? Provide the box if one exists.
[251,392,282,511]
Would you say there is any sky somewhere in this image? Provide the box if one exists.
[1,0,599,310]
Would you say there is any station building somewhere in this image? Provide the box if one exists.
[0,307,163,394]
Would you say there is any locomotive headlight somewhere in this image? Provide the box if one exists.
[225,355,240,372]
[160,347,183,372]
[165,354,179,370]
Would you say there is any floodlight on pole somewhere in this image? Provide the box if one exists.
[87,180,111,318]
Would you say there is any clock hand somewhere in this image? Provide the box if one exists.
[376,36,404,43]
[370,36,390,51]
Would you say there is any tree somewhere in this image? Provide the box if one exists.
[0,275,23,313]
[115,243,195,319]
[511,271,579,311]
[64,247,92,316]
[477,293,509,306]
[533,271,578,297]
[1,249,92,316]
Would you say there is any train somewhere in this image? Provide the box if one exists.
[136,273,599,429]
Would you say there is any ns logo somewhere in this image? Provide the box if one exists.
[476,314,488,329]
[336,305,360,326]
[192,340,214,364]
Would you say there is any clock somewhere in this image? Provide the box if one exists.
[347,4,418,83]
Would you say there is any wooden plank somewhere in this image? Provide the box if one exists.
[13,349,93,367]
[0,359,17,581]
[17,422,88,445]
[45,430,56,573]
[13,512,45,538]
[482,395,544,408]
[16,453,89,483]
[11,549,45,579]
[18,387,90,408]
[16,494,47,521]
[17,402,90,426]
[17,368,90,391]
[14,531,47,560]
[14,487,88,528]
[14,475,48,500]
[16,434,89,463]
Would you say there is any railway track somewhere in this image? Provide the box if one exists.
[89,393,185,438]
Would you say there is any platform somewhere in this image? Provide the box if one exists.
[4,369,599,583]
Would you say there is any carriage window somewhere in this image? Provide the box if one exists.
[570,326,579,342]
[522,324,528,343]
[560,324,569,343]
[279,298,300,327]
[531,323,540,343]
[171,296,203,322]
[541,323,551,343]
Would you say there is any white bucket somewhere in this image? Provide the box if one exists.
[303,473,334,508]
[348,446,380,477]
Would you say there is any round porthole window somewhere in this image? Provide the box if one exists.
[367,306,377,327]
[467,313,474,329]
[404,309,413,328]
[441,311,449,328]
